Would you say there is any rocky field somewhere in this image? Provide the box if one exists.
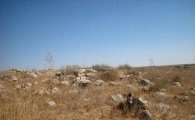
[0,64,195,120]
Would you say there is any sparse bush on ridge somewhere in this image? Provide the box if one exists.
[60,65,80,76]
[92,64,112,71]
[96,69,119,81]
[117,64,131,70]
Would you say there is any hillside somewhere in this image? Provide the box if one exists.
[0,64,195,120]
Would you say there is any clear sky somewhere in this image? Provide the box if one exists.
[0,0,195,71]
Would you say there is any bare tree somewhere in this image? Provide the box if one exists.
[149,58,154,66]
[45,53,54,69]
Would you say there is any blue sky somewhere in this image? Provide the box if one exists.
[0,0,195,71]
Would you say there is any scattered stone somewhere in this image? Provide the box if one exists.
[35,71,42,76]
[41,78,49,83]
[86,69,96,73]
[78,73,85,77]
[160,89,166,92]
[109,82,119,86]
[10,75,18,82]
[0,94,5,99]
[139,79,154,86]
[34,87,49,95]
[156,103,170,111]
[52,79,59,85]
[0,84,4,88]
[69,89,79,94]
[16,85,22,90]
[140,110,152,120]
[173,95,189,103]
[79,79,92,87]
[120,75,130,79]
[157,78,161,80]
[52,87,60,94]
[72,78,80,84]
[189,88,195,96]
[33,81,39,85]
[78,69,86,73]
[55,71,62,76]
[21,82,32,89]
[29,72,38,78]
[110,94,124,102]
[153,92,166,98]
[137,72,142,78]
[59,80,69,85]
[35,89,44,95]
[10,68,24,72]
[86,73,96,77]
[137,97,149,108]
[45,91,50,95]
[174,82,182,88]
[0,75,3,79]
[142,86,150,91]
[94,79,104,86]
[55,71,64,79]
[2,74,11,80]
[127,85,137,92]
[47,101,57,107]
[0,84,5,92]
[65,75,75,80]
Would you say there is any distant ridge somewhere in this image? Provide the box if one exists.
[135,63,195,68]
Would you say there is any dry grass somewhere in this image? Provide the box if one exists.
[0,65,195,120]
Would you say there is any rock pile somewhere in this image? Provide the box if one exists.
[115,93,152,120]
